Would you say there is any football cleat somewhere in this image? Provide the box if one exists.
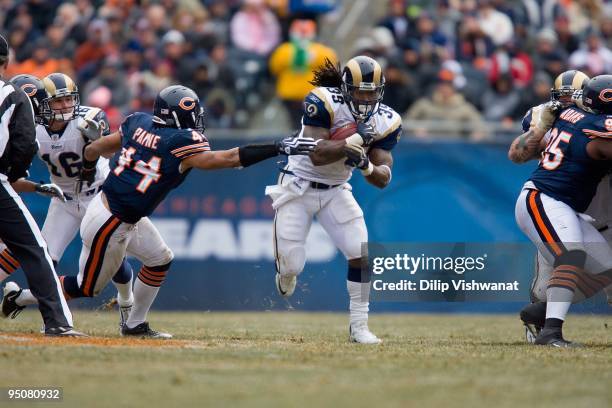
[349,321,382,344]
[520,302,546,344]
[1,282,26,319]
[121,322,172,339]
[534,327,577,348]
[275,272,296,298]
[45,327,89,337]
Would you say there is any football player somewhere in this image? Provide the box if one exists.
[267,56,401,344]
[0,73,134,326]
[509,70,612,342]
[513,75,612,347]
[68,85,314,338]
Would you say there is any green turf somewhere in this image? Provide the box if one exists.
[0,310,610,408]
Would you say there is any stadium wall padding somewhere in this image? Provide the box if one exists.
[16,139,608,313]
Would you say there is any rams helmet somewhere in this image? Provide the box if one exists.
[341,56,385,121]
[41,73,80,124]
[551,70,589,105]
[10,74,46,123]
[153,85,205,132]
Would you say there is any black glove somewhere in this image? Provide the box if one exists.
[343,144,370,169]
[356,122,376,147]
[276,136,317,155]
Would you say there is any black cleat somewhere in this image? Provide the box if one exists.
[1,282,26,319]
[520,302,546,344]
[45,327,89,337]
[121,322,172,339]
[534,327,576,348]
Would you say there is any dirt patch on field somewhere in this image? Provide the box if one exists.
[0,332,206,349]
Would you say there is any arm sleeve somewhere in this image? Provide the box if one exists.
[302,91,332,129]
[6,89,37,181]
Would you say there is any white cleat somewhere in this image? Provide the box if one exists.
[349,321,382,344]
[275,272,296,298]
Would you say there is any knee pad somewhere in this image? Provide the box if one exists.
[554,249,587,269]
[276,244,305,277]
[112,259,133,284]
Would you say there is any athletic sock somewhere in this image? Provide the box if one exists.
[347,264,371,326]
[125,265,168,328]
[15,289,38,306]
[0,249,19,282]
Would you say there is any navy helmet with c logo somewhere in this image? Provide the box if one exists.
[153,85,205,132]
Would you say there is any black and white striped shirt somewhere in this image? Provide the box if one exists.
[0,78,37,181]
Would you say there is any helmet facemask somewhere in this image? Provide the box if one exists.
[42,92,80,125]
[341,80,385,121]
[551,86,576,107]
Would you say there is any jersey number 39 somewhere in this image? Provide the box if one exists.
[113,147,162,193]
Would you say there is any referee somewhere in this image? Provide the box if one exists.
[0,35,81,336]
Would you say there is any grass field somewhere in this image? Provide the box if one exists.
[0,310,610,408]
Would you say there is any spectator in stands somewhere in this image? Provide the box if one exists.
[378,0,412,44]
[46,22,76,61]
[481,74,521,124]
[82,56,129,112]
[405,69,485,139]
[488,41,533,88]
[381,60,418,114]
[476,0,514,46]
[86,85,123,131]
[513,71,552,119]
[531,29,567,79]
[230,0,281,56]
[554,14,580,55]
[269,19,337,125]
[54,2,88,45]
[6,37,62,78]
[569,30,612,76]
[454,14,494,65]
[74,19,117,72]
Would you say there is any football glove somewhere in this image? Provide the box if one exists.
[276,136,317,155]
[35,182,66,202]
[77,116,104,141]
[344,144,370,170]
[536,100,563,133]
[346,122,377,147]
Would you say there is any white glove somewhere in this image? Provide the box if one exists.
[277,136,317,155]
[35,183,66,202]
[77,117,104,141]
[535,101,562,133]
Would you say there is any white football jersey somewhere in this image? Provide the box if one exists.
[37,105,110,195]
[288,86,402,185]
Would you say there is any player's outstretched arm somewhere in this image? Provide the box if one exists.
[180,137,316,171]
[83,132,122,162]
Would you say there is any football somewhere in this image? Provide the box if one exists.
[330,123,358,140]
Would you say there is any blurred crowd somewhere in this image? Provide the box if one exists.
[0,0,328,130]
[0,0,610,138]
[371,0,612,138]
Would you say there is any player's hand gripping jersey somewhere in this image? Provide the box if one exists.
[103,112,210,223]
[288,86,402,185]
[37,106,111,195]
[526,107,612,212]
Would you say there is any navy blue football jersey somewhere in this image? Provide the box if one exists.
[528,107,612,212]
[102,112,210,223]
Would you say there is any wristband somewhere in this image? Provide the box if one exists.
[361,161,374,176]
